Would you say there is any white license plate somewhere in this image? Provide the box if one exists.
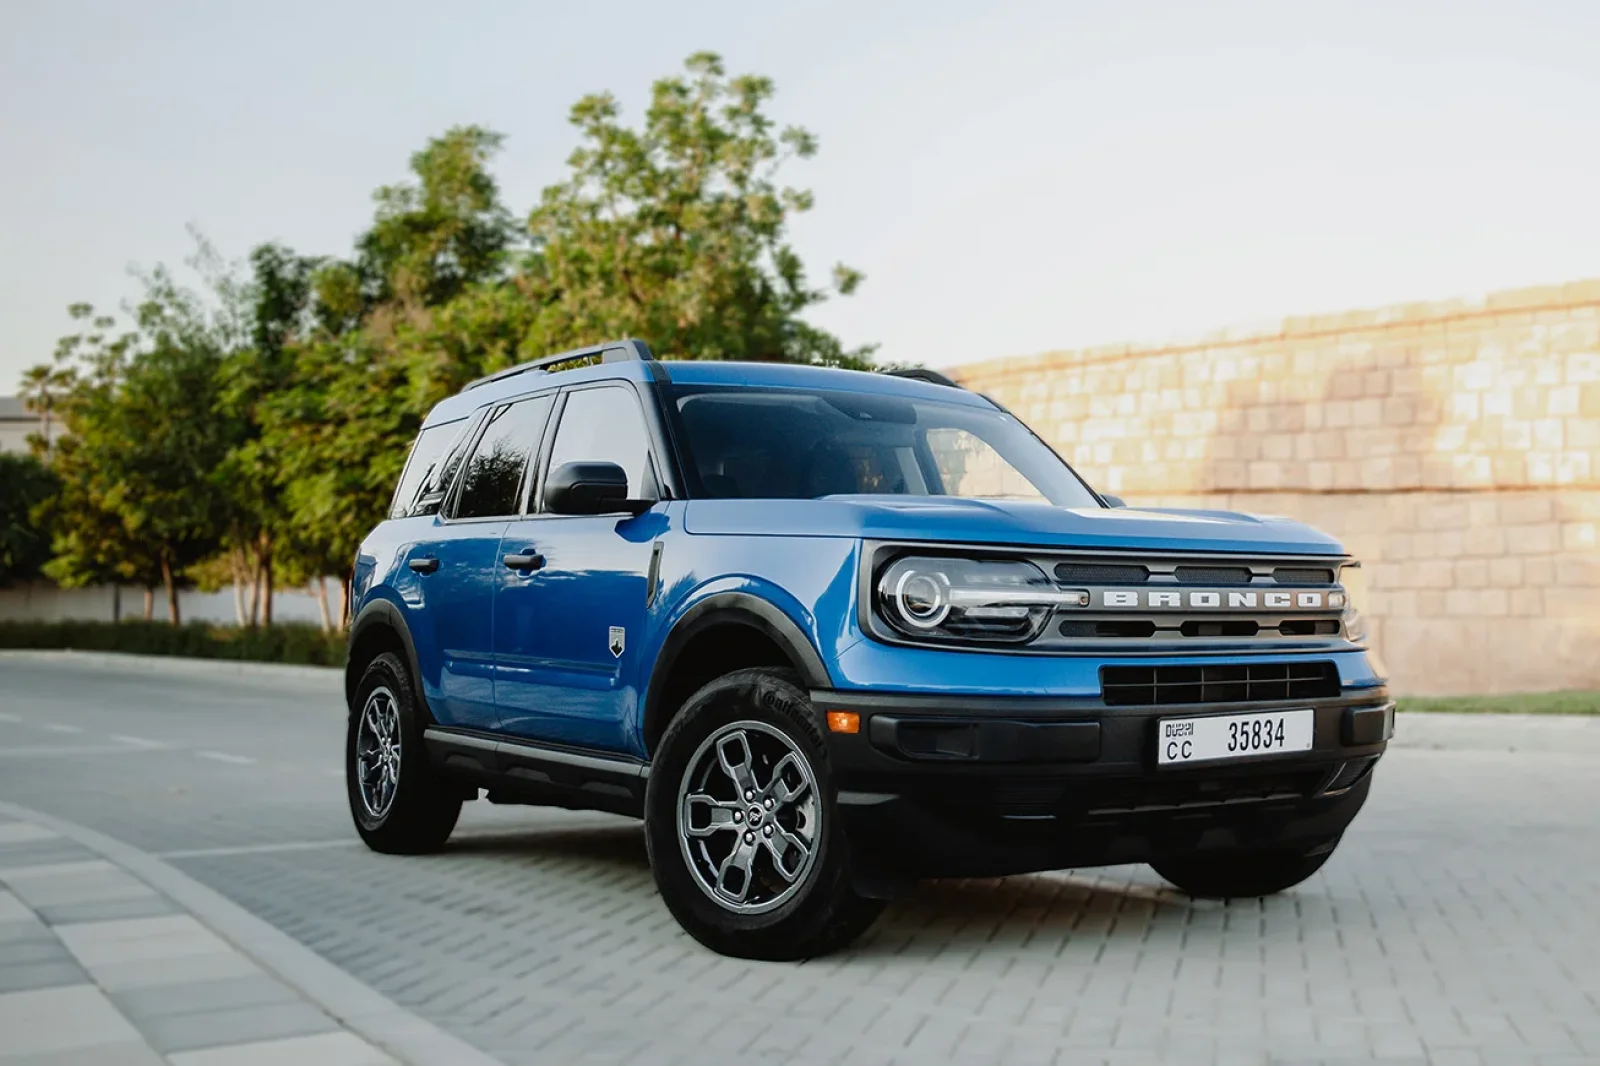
[1157,709,1314,766]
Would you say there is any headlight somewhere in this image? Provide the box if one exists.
[1339,562,1370,643]
[875,555,1083,644]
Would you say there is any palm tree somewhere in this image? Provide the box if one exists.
[18,360,76,455]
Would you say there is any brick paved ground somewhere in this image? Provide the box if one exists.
[1,654,1597,1065]
[0,811,399,1064]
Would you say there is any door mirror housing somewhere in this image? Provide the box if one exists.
[545,462,651,516]
[1101,494,1126,508]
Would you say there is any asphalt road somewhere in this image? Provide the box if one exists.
[1,654,1597,1066]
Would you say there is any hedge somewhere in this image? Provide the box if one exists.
[0,620,347,667]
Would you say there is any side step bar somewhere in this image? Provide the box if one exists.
[423,728,648,818]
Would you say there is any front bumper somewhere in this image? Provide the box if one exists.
[813,687,1392,880]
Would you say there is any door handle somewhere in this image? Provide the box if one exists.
[502,552,545,571]
[408,555,440,574]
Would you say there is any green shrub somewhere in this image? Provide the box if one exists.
[1396,690,1600,715]
[0,620,346,667]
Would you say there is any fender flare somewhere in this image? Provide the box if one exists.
[345,598,426,713]
[641,591,832,751]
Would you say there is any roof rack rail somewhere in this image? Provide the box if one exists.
[462,338,655,392]
[887,367,963,389]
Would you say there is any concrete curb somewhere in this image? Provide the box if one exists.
[0,648,341,684]
[0,799,506,1066]
[1391,711,1600,754]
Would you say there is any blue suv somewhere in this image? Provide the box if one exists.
[344,340,1393,959]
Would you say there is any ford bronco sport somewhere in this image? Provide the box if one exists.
[344,340,1392,960]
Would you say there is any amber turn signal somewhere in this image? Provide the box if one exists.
[826,711,860,734]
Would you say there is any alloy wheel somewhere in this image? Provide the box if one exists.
[355,685,402,819]
[676,720,822,914]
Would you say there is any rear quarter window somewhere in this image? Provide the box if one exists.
[389,419,468,519]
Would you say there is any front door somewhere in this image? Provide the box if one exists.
[402,519,506,731]
[493,383,665,755]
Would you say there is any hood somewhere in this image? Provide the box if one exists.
[683,496,1345,556]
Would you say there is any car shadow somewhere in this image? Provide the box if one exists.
[440,820,1213,953]
[445,821,651,867]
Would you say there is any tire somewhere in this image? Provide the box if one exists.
[346,651,461,854]
[644,667,884,960]
[1151,838,1339,900]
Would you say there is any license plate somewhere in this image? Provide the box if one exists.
[1157,709,1314,766]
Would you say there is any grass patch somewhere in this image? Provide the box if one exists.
[1397,690,1600,715]
[0,620,346,667]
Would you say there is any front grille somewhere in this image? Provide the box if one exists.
[1059,619,1157,638]
[1054,562,1149,584]
[1179,619,1259,638]
[1279,619,1341,636]
[1174,565,1252,584]
[1100,661,1341,706]
[1273,567,1335,585]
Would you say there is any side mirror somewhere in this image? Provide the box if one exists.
[545,461,651,516]
[1101,494,1126,508]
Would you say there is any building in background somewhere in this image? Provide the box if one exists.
[954,280,1600,697]
[0,396,33,454]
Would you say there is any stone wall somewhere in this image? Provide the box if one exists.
[952,281,1600,696]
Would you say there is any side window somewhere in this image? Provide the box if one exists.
[410,416,482,515]
[452,395,554,519]
[544,386,655,504]
[389,421,463,519]
[925,427,1049,502]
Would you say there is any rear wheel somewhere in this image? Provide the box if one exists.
[1151,839,1339,899]
[644,667,884,960]
[346,652,461,854]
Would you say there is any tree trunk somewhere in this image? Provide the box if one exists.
[260,540,274,626]
[314,577,332,632]
[143,587,154,621]
[231,550,248,625]
[248,563,261,627]
[112,585,122,624]
[161,554,181,626]
[338,571,352,629]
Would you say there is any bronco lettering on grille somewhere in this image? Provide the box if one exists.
[1099,589,1335,610]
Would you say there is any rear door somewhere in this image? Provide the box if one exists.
[404,395,553,731]
[491,383,665,754]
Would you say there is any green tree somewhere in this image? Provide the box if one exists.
[214,242,324,624]
[20,304,118,455]
[0,454,58,586]
[260,127,530,608]
[524,51,873,366]
[33,312,165,611]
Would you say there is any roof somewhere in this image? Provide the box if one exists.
[0,396,30,420]
[422,359,993,428]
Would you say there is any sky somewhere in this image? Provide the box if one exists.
[4,0,1600,390]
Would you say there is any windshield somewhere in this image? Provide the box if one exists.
[667,384,1102,507]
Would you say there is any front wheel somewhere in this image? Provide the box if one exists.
[644,668,884,960]
[346,652,462,854]
[1151,838,1339,899]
